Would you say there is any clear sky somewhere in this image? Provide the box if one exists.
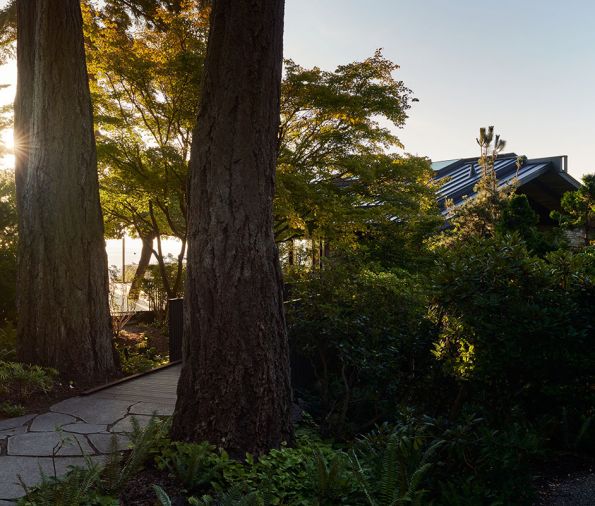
[284,0,595,180]
[1,0,594,180]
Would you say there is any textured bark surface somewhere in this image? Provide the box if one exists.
[171,0,294,456]
[14,0,117,382]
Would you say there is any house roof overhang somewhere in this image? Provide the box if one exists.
[432,154,581,215]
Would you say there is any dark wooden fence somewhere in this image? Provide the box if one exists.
[168,298,183,362]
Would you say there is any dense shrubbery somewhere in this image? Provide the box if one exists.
[280,149,595,502]
[432,237,594,433]
[286,261,437,437]
[116,339,167,376]
[21,413,545,505]
[0,359,58,417]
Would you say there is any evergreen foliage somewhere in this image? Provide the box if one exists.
[552,173,595,246]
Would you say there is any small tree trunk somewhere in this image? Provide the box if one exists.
[128,233,156,306]
[171,0,294,457]
[14,0,117,382]
[171,236,187,297]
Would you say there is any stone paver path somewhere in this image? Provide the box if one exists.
[0,364,180,501]
[538,473,595,506]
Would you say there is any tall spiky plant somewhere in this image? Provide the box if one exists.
[436,126,516,246]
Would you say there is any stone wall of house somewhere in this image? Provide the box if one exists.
[564,228,586,249]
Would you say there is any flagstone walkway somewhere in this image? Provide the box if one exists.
[0,364,181,502]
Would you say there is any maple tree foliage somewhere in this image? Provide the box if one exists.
[276,52,439,251]
[84,0,209,298]
[83,2,439,295]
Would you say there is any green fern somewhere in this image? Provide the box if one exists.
[215,485,268,506]
[17,459,113,506]
[153,484,173,506]
[102,414,169,494]
[0,400,25,417]
[351,428,441,506]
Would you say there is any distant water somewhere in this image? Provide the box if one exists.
[105,236,185,272]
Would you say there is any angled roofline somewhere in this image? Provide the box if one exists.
[433,154,582,212]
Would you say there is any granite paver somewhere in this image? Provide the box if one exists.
[88,433,131,454]
[8,432,93,457]
[110,414,154,433]
[129,401,175,416]
[0,456,105,500]
[0,416,35,432]
[29,412,77,432]
[0,364,181,500]
[0,426,27,440]
[50,397,135,425]
[62,423,109,434]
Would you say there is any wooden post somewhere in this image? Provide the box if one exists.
[168,298,183,362]
[122,236,126,283]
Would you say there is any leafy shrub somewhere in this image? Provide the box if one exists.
[286,263,436,437]
[156,441,231,493]
[19,414,543,506]
[0,360,58,403]
[0,400,25,417]
[115,338,166,375]
[155,430,363,505]
[434,415,542,505]
[431,236,595,448]
[497,193,566,255]
[351,412,542,506]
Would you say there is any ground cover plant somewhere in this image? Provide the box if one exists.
[0,359,58,418]
[17,412,548,505]
[114,322,170,375]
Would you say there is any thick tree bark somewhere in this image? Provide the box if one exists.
[171,0,293,456]
[14,0,117,382]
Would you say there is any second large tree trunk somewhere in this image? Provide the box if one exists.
[14,0,117,382]
[171,0,293,457]
[128,232,156,307]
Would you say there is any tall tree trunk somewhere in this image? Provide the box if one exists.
[171,0,293,457]
[128,232,156,306]
[14,0,117,382]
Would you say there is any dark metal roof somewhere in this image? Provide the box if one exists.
[432,153,581,211]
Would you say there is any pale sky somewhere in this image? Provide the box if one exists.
[284,0,595,181]
[1,0,594,180]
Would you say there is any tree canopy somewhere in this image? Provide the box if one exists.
[276,52,434,247]
[88,2,439,279]
[84,0,209,298]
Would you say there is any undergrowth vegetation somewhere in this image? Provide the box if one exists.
[18,413,547,505]
[0,359,58,417]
